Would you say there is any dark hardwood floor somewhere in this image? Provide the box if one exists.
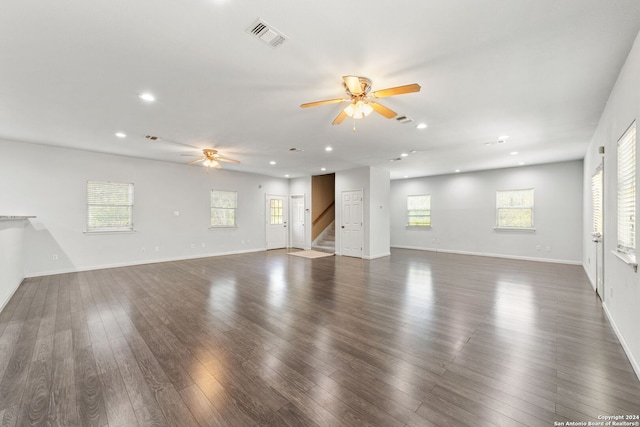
[0,248,639,426]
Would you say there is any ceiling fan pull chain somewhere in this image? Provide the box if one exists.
[352,116,356,132]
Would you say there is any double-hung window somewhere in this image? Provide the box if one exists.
[496,189,534,229]
[86,181,134,232]
[617,121,636,259]
[407,195,431,227]
[211,190,237,227]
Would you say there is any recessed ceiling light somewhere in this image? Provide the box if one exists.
[404,175,409,178]
[270,161,276,165]
[510,151,519,155]
[410,150,417,154]
[498,135,509,140]
[518,162,525,166]
[284,174,290,178]
[400,153,408,157]
[455,169,461,173]
[138,92,155,102]
[325,146,333,152]
[416,123,428,130]
[115,132,126,138]
[321,167,326,171]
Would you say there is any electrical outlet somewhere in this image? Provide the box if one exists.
[610,287,613,298]
[52,254,58,261]
[588,257,591,264]
[545,246,551,252]
[190,243,195,249]
[173,211,180,217]
[201,243,206,248]
[154,246,160,252]
[536,245,541,251]
[141,247,146,253]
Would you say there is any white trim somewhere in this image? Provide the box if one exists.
[611,250,638,272]
[493,227,536,232]
[390,245,582,265]
[23,248,266,278]
[363,252,391,260]
[603,302,640,382]
[0,278,23,314]
[84,229,137,235]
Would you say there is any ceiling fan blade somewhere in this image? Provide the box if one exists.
[343,75,364,95]
[186,158,204,165]
[300,98,347,108]
[371,83,421,98]
[332,110,348,125]
[370,102,397,119]
[212,161,222,169]
[215,156,240,164]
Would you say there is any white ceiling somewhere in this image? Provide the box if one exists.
[1,0,640,179]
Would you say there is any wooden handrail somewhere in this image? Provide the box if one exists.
[312,201,335,226]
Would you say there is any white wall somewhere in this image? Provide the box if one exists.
[0,139,289,277]
[335,167,369,257]
[368,166,391,259]
[0,220,27,311]
[583,31,640,379]
[391,160,583,264]
[334,166,391,259]
[289,176,312,249]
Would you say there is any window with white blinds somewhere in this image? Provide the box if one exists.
[617,121,636,255]
[211,190,237,227]
[86,181,134,232]
[496,189,534,228]
[591,168,603,235]
[407,195,431,227]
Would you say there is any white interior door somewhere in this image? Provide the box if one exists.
[266,195,288,249]
[341,189,363,258]
[290,195,305,249]
[591,164,605,300]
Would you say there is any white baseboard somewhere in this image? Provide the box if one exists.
[390,245,582,265]
[364,252,391,260]
[603,303,640,382]
[0,277,23,314]
[24,248,266,278]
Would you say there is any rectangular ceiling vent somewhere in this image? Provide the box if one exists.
[247,19,287,48]
[396,116,413,124]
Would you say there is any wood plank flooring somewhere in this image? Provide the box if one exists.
[0,248,639,426]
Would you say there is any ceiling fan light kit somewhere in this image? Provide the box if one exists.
[184,148,239,169]
[301,75,421,127]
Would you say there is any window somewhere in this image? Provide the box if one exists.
[86,181,134,232]
[270,199,283,225]
[211,190,237,227]
[496,189,534,229]
[592,167,603,235]
[407,195,431,227]
[617,121,636,255]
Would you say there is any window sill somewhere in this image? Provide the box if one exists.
[493,227,536,233]
[209,226,238,230]
[405,225,431,230]
[84,229,136,235]
[612,250,638,272]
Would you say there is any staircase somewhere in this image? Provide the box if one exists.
[312,222,335,253]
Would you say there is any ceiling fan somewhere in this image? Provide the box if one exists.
[300,76,421,126]
[182,149,240,168]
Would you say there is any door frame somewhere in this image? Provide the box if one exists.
[340,188,364,258]
[290,194,306,249]
[265,194,288,249]
[592,162,605,301]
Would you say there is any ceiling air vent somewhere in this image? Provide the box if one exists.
[396,116,413,124]
[145,135,159,141]
[247,19,288,48]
